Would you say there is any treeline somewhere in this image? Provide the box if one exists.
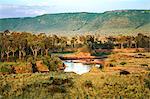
[0,30,150,61]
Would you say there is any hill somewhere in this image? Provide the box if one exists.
[0,10,150,36]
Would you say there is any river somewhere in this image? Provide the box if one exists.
[63,60,101,75]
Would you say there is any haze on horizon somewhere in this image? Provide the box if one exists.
[0,0,150,18]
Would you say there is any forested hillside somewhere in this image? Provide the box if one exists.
[0,10,150,35]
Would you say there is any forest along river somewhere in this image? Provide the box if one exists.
[63,60,101,75]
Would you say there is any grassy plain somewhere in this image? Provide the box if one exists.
[0,51,150,98]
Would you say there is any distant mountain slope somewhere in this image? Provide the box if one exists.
[0,10,150,36]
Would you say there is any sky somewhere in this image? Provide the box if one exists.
[0,0,150,18]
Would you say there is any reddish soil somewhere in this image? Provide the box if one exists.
[36,61,49,73]
[96,48,150,53]
[104,66,148,74]
[60,52,107,60]
[13,65,32,74]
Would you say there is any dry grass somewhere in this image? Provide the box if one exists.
[104,52,150,73]
[0,70,150,98]
[0,52,150,98]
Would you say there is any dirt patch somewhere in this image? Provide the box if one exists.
[105,66,147,74]
[36,61,49,73]
[13,65,32,74]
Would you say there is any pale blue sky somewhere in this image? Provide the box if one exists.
[0,0,150,18]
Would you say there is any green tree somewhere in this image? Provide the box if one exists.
[59,36,68,52]
[43,36,53,56]
[71,37,77,48]
[28,34,43,59]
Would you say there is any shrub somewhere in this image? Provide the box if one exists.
[27,56,34,63]
[106,63,115,67]
[141,64,148,67]
[120,70,130,75]
[92,52,111,56]
[99,64,104,69]
[43,56,63,71]
[84,80,93,88]
[144,79,150,89]
[0,66,12,73]
[138,53,146,56]
[1,84,12,96]
[48,76,74,93]
[50,77,74,87]
[120,62,127,66]
[50,85,67,93]
[109,63,115,67]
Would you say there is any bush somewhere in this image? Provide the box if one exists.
[0,66,12,73]
[109,63,115,67]
[27,56,34,63]
[49,85,67,93]
[50,76,74,87]
[138,53,146,56]
[141,64,148,67]
[144,79,150,89]
[120,62,127,66]
[99,64,104,69]
[84,80,93,88]
[1,84,12,96]
[120,70,130,75]
[42,56,63,71]
[92,52,111,56]
[48,76,74,93]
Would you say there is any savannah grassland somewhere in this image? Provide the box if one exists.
[0,31,150,99]
[0,52,150,99]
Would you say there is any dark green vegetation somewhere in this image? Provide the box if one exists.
[120,62,127,66]
[92,52,111,56]
[0,10,150,35]
[0,31,150,62]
